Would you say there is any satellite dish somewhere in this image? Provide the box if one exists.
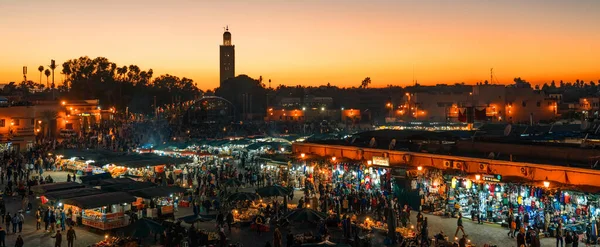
[389,139,397,150]
[504,124,512,136]
[369,137,377,148]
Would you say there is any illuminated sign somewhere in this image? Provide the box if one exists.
[482,174,502,182]
[372,156,389,167]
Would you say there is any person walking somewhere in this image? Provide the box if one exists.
[52,230,62,247]
[0,227,5,247]
[454,213,465,237]
[66,227,76,247]
[14,235,23,247]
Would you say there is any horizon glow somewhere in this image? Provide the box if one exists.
[0,0,599,90]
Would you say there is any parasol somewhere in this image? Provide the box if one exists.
[178,214,214,224]
[224,178,243,187]
[226,192,260,202]
[256,185,291,197]
[284,208,327,223]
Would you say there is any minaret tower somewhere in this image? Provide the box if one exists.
[220,26,235,86]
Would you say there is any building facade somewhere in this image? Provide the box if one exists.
[0,99,111,152]
[401,84,557,123]
[219,27,235,86]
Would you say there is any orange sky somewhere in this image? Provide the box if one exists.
[0,0,599,90]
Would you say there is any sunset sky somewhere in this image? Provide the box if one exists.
[1,0,599,90]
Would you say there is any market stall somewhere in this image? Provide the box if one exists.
[62,192,136,230]
[32,182,85,196]
[128,186,187,219]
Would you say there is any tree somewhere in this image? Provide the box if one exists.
[38,66,44,88]
[44,69,51,88]
[1,82,17,95]
[49,60,57,89]
[360,77,371,88]
[550,80,556,89]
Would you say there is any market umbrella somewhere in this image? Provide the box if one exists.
[256,185,291,197]
[178,214,214,224]
[224,178,243,187]
[226,192,260,202]
[124,218,164,238]
[300,241,350,247]
[285,208,327,223]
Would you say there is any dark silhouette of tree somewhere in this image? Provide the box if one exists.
[61,56,200,113]
[44,69,51,88]
[360,77,371,88]
[38,66,44,88]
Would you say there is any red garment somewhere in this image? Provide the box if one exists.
[489,184,495,193]
[564,194,571,204]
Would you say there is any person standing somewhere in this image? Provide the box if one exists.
[14,235,23,247]
[50,211,56,233]
[36,209,41,230]
[416,211,423,233]
[565,231,573,247]
[556,221,564,247]
[421,217,429,246]
[3,213,9,235]
[0,227,5,247]
[226,212,234,232]
[10,214,17,234]
[508,215,516,238]
[273,227,282,247]
[454,213,465,237]
[52,230,62,247]
[517,228,526,247]
[66,227,76,247]
[60,210,66,231]
[17,212,23,233]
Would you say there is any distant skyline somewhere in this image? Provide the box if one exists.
[1,0,599,90]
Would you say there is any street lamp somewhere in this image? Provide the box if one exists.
[417,166,423,171]
[543,177,550,188]
[331,156,336,162]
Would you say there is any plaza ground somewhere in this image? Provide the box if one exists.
[0,171,585,247]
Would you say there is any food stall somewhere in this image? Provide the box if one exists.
[128,186,187,219]
[32,182,86,196]
[232,208,260,226]
[62,192,136,230]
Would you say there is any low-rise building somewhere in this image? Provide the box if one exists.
[0,99,113,152]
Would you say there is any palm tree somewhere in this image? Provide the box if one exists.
[40,110,58,138]
[38,66,44,88]
[44,69,51,88]
[49,61,57,89]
